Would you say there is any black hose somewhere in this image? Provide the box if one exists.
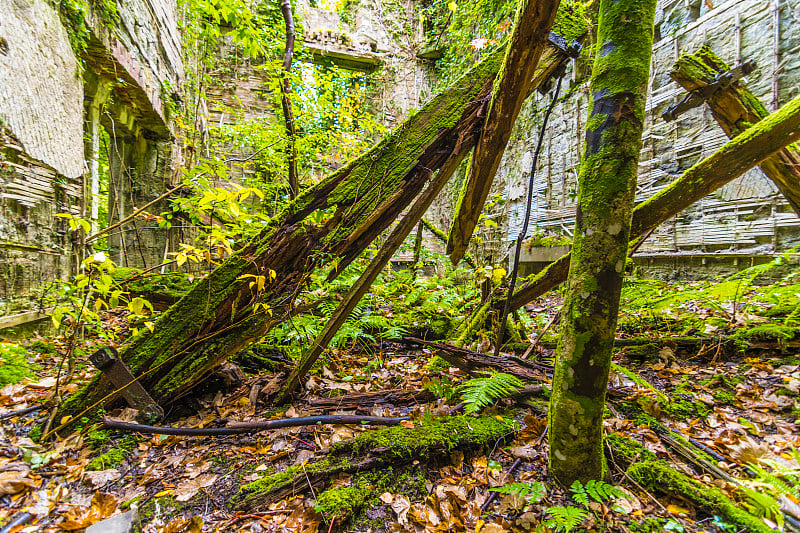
[103,414,410,436]
[495,75,564,355]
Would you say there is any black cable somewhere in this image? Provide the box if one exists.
[103,414,410,436]
[495,75,564,356]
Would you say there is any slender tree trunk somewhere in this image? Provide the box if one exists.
[412,221,424,280]
[52,5,588,430]
[670,46,800,215]
[549,0,657,485]
[280,0,298,198]
[508,92,800,312]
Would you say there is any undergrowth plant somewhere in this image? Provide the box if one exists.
[458,371,524,413]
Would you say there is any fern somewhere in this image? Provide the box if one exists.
[458,371,525,414]
[545,506,588,532]
[570,479,626,508]
[489,481,546,503]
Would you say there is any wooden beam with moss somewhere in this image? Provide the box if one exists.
[53,4,590,430]
[671,46,800,215]
[548,0,657,485]
[446,0,566,264]
[230,414,516,511]
[507,92,800,312]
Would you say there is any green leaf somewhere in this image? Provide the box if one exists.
[458,371,524,414]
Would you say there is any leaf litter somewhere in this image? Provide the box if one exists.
[0,279,799,531]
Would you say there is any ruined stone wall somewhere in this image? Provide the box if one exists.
[499,0,800,277]
[0,0,183,320]
[0,0,84,317]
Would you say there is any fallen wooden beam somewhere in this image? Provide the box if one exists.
[447,0,563,264]
[403,336,549,382]
[670,46,800,215]
[508,92,800,310]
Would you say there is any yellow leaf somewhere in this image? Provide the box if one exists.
[666,503,690,515]
[153,489,173,498]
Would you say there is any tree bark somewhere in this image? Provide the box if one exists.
[507,92,800,312]
[670,46,800,215]
[52,5,589,431]
[447,0,562,264]
[279,0,298,198]
[549,0,657,485]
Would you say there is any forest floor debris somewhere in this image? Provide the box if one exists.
[1,276,799,532]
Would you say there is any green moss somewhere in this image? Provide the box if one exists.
[425,355,451,372]
[604,433,656,467]
[0,342,35,387]
[627,460,772,533]
[732,324,800,343]
[87,447,128,471]
[338,414,515,458]
[28,340,57,355]
[233,415,514,510]
[28,425,43,442]
[316,467,426,524]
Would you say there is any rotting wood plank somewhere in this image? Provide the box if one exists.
[670,46,800,215]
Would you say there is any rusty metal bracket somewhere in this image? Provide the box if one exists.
[538,31,582,95]
[548,31,583,59]
[662,59,757,122]
[90,347,163,423]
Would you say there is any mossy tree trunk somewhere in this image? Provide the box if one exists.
[506,92,800,312]
[54,4,589,430]
[670,46,800,215]
[549,0,657,485]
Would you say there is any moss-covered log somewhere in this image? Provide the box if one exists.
[405,336,548,381]
[549,0,656,485]
[671,46,800,215]
[230,414,515,510]
[53,5,589,430]
[627,461,772,533]
[446,0,564,264]
[508,92,800,312]
[605,434,772,533]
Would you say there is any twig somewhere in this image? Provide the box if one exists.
[85,184,185,243]
[0,405,43,420]
[0,513,34,533]
[103,414,410,436]
[480,458,523,513]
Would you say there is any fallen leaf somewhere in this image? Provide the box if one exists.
[174,473,218,502]
[0,471,37,496]
[84,469,119,488]
[59,492,117,530]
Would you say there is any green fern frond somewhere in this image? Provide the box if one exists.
[570,479,626,508]
[489,481,547,503]
[545,505,588,532]
[458,371,525,414]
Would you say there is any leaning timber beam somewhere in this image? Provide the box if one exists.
[670,46,800,215]
[52,3,589,431]
[274,0,573,403]
[447,0,562,264]
[507,92,800,311]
